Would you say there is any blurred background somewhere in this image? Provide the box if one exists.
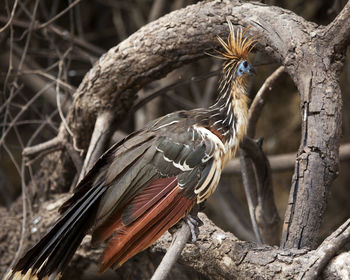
[0,0,349,269]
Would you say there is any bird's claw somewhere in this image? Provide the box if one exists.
[185,214,203,243]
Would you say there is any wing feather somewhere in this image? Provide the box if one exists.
[98,186,194,272]
[121,177,178,225]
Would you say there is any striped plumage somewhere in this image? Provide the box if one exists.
[6,22,256,280]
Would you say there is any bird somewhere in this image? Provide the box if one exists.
[6,21,257,280]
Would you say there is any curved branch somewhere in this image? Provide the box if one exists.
[240,137,280,245]
[64,0,313,149]
[322,1,350,48]
[247,66,285,136]
[238,66,284,245]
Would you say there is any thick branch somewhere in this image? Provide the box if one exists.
[2,199,349,279]
[322,0,350,48]
[64,0,313,150]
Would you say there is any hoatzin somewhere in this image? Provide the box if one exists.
[6,22,256,280]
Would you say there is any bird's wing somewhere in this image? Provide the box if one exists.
[57,110,222,271]
[87,114,223,271]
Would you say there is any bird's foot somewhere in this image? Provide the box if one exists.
[185,214,203,243]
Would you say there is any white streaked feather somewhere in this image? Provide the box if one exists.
[154,120,179,130]
[156,146,193,172]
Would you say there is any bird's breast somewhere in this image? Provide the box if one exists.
[222,98,249,165]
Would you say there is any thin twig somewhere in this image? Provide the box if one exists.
[8,160,28,270]
[21,70,75,93]
[1,0,39,148]
[247,66,285,136]
[0,83,54,147]
[298,218,350,280]
[0,52,72,112]
[0,0,18,33]
[37,0,82,30]
[56,50,83,155]
[151,222,191,280]
[23,136,63,165]
[0,15,105,56]
[4,2,40,269]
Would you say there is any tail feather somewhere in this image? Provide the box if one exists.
[6,185,105,280]
[99,187,195,272]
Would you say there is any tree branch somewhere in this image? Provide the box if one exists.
[247,66,285,136]
[240,137,280,245]
[238,66,284,245]
[298,218,350,279]
[239,148,262,244]
[322,0,350,48]
[151,222,191,280]
[224,142,350,174]
[2,199,349,279]
[78,111,115,182]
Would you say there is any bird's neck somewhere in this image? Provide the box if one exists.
[204,76,250,162]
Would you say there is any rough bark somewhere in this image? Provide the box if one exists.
[280,2,349,249]
[1,200,349,279]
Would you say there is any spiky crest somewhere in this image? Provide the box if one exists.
[216,21,257,62]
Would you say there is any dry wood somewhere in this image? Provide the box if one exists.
[151,222,191,280]
[2,201,349,279]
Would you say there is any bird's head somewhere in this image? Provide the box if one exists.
[215,21,257,87]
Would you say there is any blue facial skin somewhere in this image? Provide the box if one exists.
[237,60,255,76]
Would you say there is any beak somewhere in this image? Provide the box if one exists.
[250,66,256,75]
